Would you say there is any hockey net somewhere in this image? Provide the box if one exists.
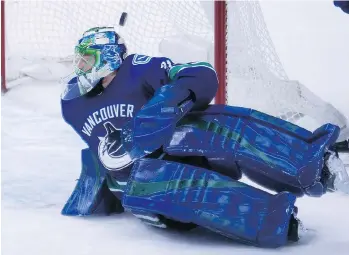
[2,0,348,140]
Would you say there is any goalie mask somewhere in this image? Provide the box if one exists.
[62,27,127,100]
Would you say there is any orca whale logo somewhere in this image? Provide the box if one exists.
[98,121,133,171]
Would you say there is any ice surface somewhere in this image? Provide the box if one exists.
[2,1,349,255]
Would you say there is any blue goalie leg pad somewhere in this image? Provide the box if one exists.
[122,158,297,248]
[164,105,340,196]
[61,148,123,216]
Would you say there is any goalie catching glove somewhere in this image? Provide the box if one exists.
[122,84,195,160]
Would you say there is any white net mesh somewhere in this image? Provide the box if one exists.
[5,0,213,81]
[225,1,348,139]
[4,0,348,139]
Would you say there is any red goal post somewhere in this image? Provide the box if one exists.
[214,0,227,106]
[1,0,6,93]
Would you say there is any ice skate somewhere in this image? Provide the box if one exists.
[323,149,349,194]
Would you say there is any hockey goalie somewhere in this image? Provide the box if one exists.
[60,27,349,248]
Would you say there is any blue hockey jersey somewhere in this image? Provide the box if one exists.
[61,54,218,198]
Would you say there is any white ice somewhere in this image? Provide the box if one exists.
[2,1,349,255]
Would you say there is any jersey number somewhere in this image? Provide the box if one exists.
[161,60,172,70]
